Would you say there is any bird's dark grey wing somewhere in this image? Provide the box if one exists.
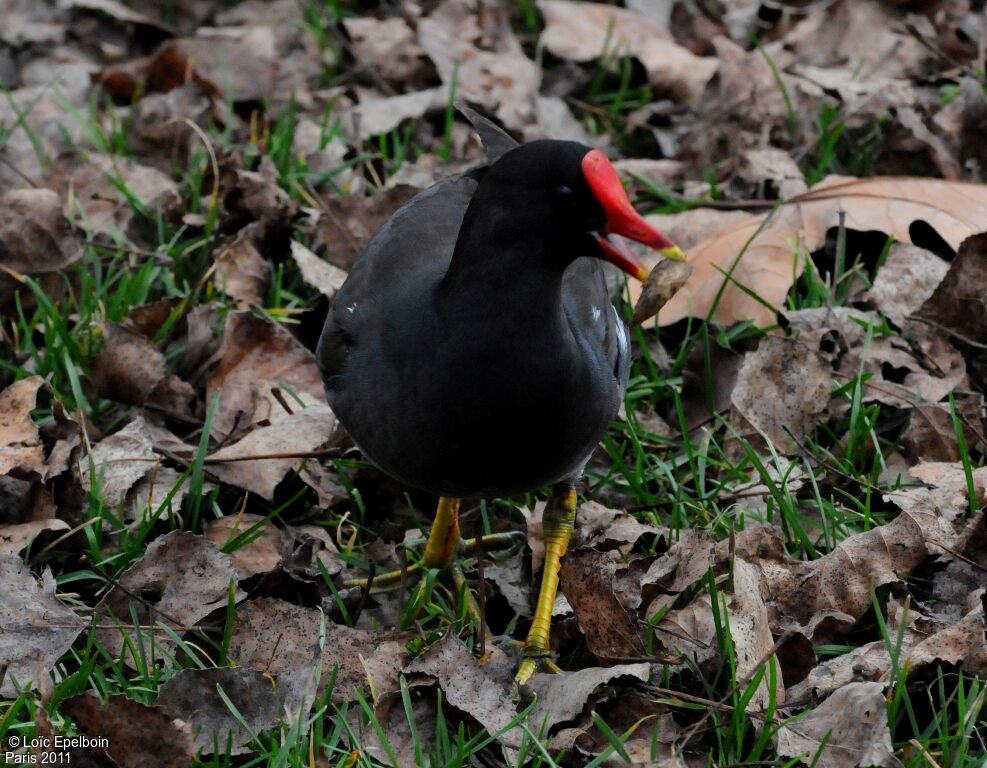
[562,258,631,389]
[317,174,479,388]
[459,105,519,165]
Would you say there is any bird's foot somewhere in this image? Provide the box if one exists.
[399,560,490,636]
[512,646,561,698]
[341,531,525,591]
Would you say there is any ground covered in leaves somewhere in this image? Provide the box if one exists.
[2,0,987,766]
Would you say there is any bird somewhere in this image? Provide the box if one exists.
[317,110,683,685]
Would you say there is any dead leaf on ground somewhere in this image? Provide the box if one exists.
[0,519,70,556]
[904,605,987,676]
[404,634,519,743]
[46,153,182,240]
[341,88,444,141]
[560,548,647,660]
[0,377,47,479]
[538,0,717,107]
[0,189,82,310]
[79,417,157,508]
[157,667,280,755]
[204,513,284,580]
[574,500,664,551]
[342,16,429,87]
[204,404,337,500]
[777,682,899,768]
[728,336,832,454]
[523,663,651,734]
[862,242,950,326]
[281,523,345,582]
[89,322,196,415]
[213,232,272,306]
[419,0,539,130]
[734,148,808,200]
[658,177,987,328]
[485,550,531,617]
[314,186,420,270]
[61,692,195,768]
[886,462,987,553]
[206,311,328,438]
[289,240,347,299]
[0,555,85,698]
[785,307,967,411]
[363,687,438,767]
[916,231,987,386]
[95,531,241,664]
[787,641,891,703]
[653,558,780,710]
[903,397,984,463]
[127,466,191,524]
[229,598,413,716]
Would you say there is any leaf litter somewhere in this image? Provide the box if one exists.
[2,0,987,764]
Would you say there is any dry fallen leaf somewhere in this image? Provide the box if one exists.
[46,153,182,240]
[404,634,519,743]
[342,88,444,140]
[0,189,82,310]
[787,641,891,703]
[559,548,647,660]
[0,377,46,479]
[207,311,328,438]
[574,500,664,550]
[524,663,651,733]
[658,177,987,327]
[61,692,195,768]
[729,336,832,453]
[903,398,983,463]
[205,405,337,501]
[0,519,70,556]
[89,322,195,415]
[213,232,272,306]
[229,598,413,715]
[418,0,539,130]
[785,307,967,410]
[916,231,987,386]
[777,682,899,768]
[79,417,157,509]
[95,531,241,664]
[204,513,284,580]
[342,17,427,86]
[363,688,438,767]
[127,466,192,524]
[538,0,717,107]
[157,667,280,755]
[0,555,85,698]
[863,242,949,326]
[289,240,348,299]
[314,186,420,270]
[904,605,987,676]
[485,550,531,617]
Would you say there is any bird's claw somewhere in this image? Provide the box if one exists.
[511,646,561,699]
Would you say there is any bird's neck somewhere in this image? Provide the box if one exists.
[437,192,569,314]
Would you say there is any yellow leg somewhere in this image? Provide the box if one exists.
[514,486,577,687]
[422,497,462,568]
[403,497,462,627]
[342,531,524,590]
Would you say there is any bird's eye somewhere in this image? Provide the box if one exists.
[553,184,574,197]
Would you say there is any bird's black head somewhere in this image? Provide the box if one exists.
[477,140,683,280]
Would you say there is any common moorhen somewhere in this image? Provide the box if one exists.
[317,111,682,684]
